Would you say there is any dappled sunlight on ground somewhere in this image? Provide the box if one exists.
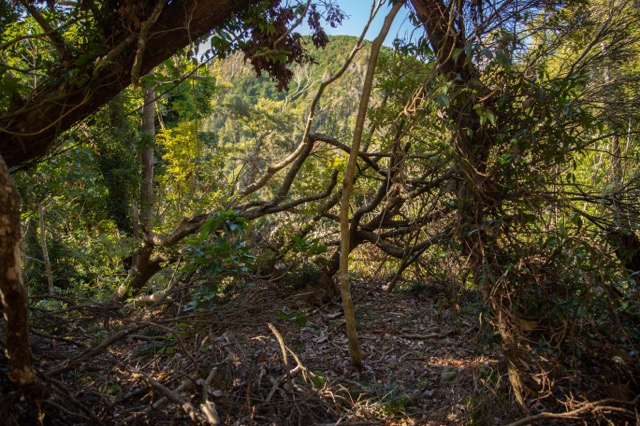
[8,279,632,424]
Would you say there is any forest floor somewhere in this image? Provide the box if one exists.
[2,279,638,425]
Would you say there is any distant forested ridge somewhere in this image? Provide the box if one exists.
[205,36,373,145]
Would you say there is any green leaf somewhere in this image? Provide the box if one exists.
[276,310,308,329]
[569,213,583,230]
[436,93,450,108]
[452,47,464,63]
[485,109,497,127]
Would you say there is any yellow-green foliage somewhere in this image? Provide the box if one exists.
[156,121,222,219]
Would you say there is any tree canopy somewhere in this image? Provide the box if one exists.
[0,0,342,167]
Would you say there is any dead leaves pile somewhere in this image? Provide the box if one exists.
[1,281,528,424]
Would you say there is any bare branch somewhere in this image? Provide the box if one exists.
[18,0,68,56]
[238,2,380,197]
[131,0,167,86]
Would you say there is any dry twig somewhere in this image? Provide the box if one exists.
[131,370,210,424]
[505,396,640,426]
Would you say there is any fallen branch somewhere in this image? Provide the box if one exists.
[264,365,303,404]
[46,377,104,425]
[265,323,315,404]
[268,323,289,368]
[119,365,222,425]
[198,367,221,425]
[46,323,151,376]
[505,396,640,426]
[200,401,221,425]
[132,370,209,424]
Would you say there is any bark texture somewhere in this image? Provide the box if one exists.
[0,154,43,397]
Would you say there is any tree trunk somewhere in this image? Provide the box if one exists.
[0,153,43,398]
[410,0,525,405]
[339,1,402,368]
[115,83,157,302]
[114,243,165,302]
[38,203,54,294]
[130,199,141,274]
[141,84,155,225]
[611,135,621,185]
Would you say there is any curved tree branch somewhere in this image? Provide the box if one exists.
[1,0,258,168]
